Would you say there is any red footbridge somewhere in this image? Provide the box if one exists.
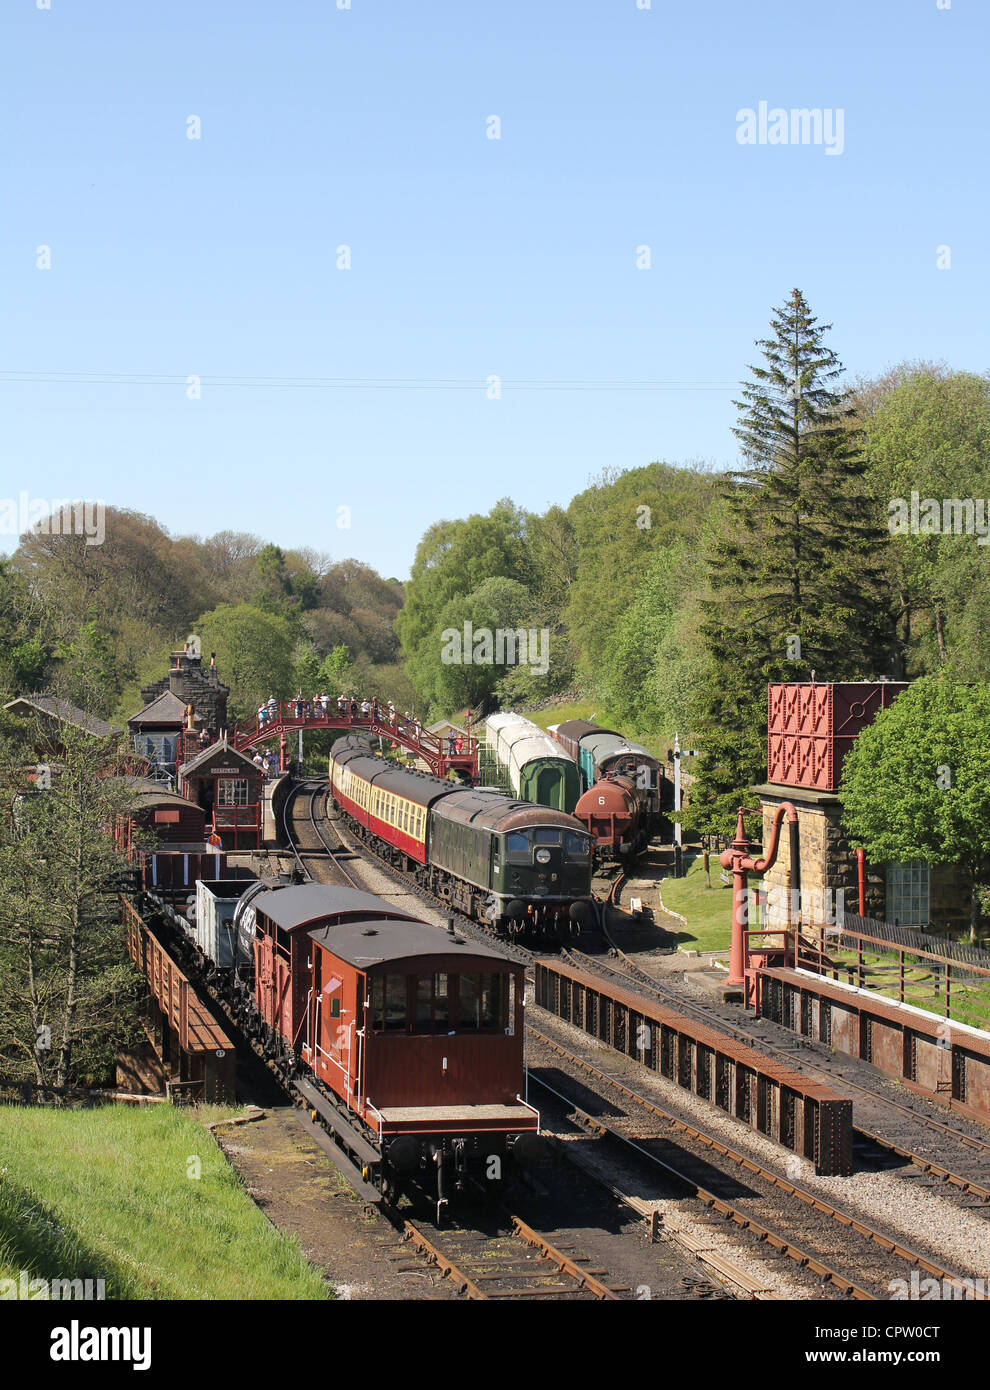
[232,700,480,782]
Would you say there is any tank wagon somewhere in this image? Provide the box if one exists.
[549,719,667,859]
[483,711,581,813]
[329,736,592,940]
[573,771,653,864]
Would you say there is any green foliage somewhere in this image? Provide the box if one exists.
[426,576,535,713]
[396,500,531,691]
[0,560,52,698]
[563,464,716,679]
[195,603,297,720]
[859,368,990,676]
[691,289,894,833]
[595,538,711,739]
[840,676,990,939]
[53,617,122,717]
[0,727,143,1088]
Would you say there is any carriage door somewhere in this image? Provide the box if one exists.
[258,932,276,1029]
[322,972,351,1091]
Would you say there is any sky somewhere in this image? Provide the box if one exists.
[1,0,986,580]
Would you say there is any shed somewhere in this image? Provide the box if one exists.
[178,738,263,850]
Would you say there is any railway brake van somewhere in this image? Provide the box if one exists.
[247,882,541,1208]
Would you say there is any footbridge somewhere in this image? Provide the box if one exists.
[232,700,479,782]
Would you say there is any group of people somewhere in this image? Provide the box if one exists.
[251,748,281,779]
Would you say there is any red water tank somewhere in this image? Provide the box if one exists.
[767,682,909,791]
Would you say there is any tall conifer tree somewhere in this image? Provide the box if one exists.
[691,290,893,833]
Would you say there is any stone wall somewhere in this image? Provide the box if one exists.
[141,650,229,737]
[754,782,972,932]
[755,783,880,924]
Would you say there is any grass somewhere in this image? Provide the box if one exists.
[809,943,990,1032]
[0,1104,331,1300]
[526,700,598,731]
[657,852,734,952]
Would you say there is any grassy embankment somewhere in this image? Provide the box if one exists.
[0,1104,331,1300]
[526,699,672,763]
[655,852,733,952]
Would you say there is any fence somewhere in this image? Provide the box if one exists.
[795,917,990,1033]
[842,911,990,970]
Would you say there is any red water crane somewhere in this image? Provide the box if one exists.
[720,802,800,988]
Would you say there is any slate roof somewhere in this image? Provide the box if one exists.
[178,738,258,777]
[3,695,122,738]
[248,882,419,931]
[127,690,188,728]
[309,917,511,968]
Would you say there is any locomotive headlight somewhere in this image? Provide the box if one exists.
[535,849,551,864]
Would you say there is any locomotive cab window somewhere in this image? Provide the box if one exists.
[506,832,528,855]
[565,832,590,858]
[533,828,561,845]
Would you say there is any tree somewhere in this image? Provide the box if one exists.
[195,603,297,719]
[413,576,534,715]
[858,368,990,676]
[319,644,357,694]
[840,677,990,942]
[563,463,715,680]
[692,289,894,833]
[0,726,143,1088]
[396,501,531,682]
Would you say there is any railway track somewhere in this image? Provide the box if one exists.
[280,780,363,888]
[284,792,990,1224]
[528,1025,988,1301]
[401,1212,624,1300]
[269,787,989,1298]
[563,928,990,1209]
[317,785,536,966]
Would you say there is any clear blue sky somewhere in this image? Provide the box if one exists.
[2,0,985,580]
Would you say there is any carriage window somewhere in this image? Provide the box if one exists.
[459,974,481,1029]
[458,973,504,1030]
[416,975,432,1030]
[384,975,407,1031]
[533,828,561,845]
[481,974,504,1029]
[434,972,449,1030]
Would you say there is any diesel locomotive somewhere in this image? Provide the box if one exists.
[329,736,593,939]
